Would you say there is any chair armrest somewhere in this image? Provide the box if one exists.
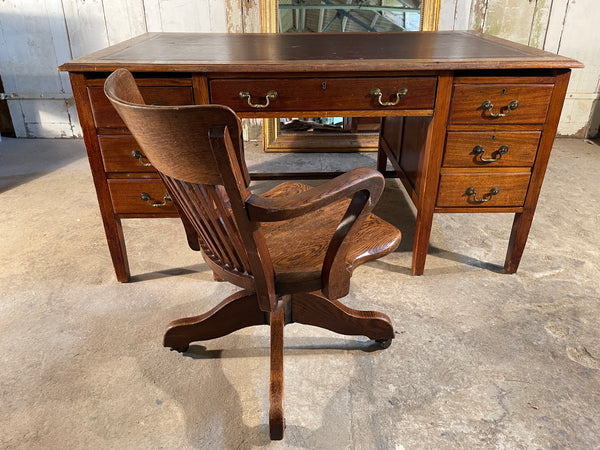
[247,166,386,301]
[246,167,385,222]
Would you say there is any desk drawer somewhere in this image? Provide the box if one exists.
[88,85,193,129]
[210,77,437,112]
[108,179,177,214]
[99,135,156,173]
[437,172,530,208]
[449,84,553,125]
[443,131,540,168]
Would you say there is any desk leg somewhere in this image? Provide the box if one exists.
[504,211,534,273]
[412,208,435,275]
[376,139,388,173]
[377,116,440,276]
[377,74,452,276]
[68,72,133,282]
[101,215,131,282]
[504,70,571,274]
[412,72,454,275]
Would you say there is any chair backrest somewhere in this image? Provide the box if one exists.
[104,69,276,311]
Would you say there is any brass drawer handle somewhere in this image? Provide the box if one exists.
[481,99,519,117]
[371,88,408,106]
[131,150,153,167]
[465,186,499,203]
[473,145,509,162]
[140,192,171,207]
[239,90,278,108]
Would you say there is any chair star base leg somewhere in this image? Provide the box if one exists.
[163,290,267,351]
[291,292,395,342]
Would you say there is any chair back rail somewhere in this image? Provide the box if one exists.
[105,69,276,311]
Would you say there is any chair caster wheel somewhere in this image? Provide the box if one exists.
[170,345,189,353]
[375,338,392,349]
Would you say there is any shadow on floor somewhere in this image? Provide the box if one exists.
[0,137,85,192]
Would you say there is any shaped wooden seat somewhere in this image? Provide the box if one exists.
[105,68,401,440]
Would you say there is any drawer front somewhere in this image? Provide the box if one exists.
[443,131,540,168]
[88,86,194,128]
[449,84,553,125]
[209,77,437,112]
[108,179,177,214]
[99,135,156,173]
[437,172,530,208]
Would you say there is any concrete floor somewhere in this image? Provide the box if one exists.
[0,136,599,449]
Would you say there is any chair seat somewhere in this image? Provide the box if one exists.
[261,181,401,292]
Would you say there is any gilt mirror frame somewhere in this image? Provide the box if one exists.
[259,0,441,152]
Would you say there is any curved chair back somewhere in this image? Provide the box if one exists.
[104,69,276,311]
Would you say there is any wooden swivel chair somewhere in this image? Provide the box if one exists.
[105,69,402,440]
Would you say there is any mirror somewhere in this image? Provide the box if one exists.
[259,0,441,152]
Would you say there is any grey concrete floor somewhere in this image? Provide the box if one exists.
[0,137,599,449]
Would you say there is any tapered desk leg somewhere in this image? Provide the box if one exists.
[412,207,435,276]
[376,141,388,173]
[504,70,571,274]
[412,72,454,275]
[69,72,132,282]
[101,216,131,282]
[504,211,535,273]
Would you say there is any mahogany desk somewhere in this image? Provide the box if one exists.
[59,32,582,281]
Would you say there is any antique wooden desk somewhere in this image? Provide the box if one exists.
[59,32,582,281]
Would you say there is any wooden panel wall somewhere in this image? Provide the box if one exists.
[0,0,597,138]
[0,0,260,137]
[439,0,599,138]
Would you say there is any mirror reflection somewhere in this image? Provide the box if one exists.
[268,1,424,151]
[278,0,422,33]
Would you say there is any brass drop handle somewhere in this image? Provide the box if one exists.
[473,144,509,162]
[481,99,519,117]
[140,192,171,207]
[239,90,278,108]
[466,186,499,203]
[131,150,153,167]
[371,88,408,106]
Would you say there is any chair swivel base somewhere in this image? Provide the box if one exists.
[163,289,394,440]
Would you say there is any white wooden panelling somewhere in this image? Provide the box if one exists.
[143,0,162,31]
[453,0,472,30]
[0,0,79,136]
[439,0,471,31]
[0,0,232,137]
[62,0,110,58]
[453,0,599,137]
[551,0,600,136]
[0,0,597,137]
[482,0,537,45]
[102,0,147,45]
[208,0,228,32]
[226,0,244,33]
[529,0,552,49]
[243,0,261,33]
[438,0,457,30]
[149,0,211,32]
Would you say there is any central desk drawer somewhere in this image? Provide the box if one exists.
[437,171,531,208]
[209,77,437,112]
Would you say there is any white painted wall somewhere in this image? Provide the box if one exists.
[0,0,254,137]
[1,0,598,138]
[439,0,600,138]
